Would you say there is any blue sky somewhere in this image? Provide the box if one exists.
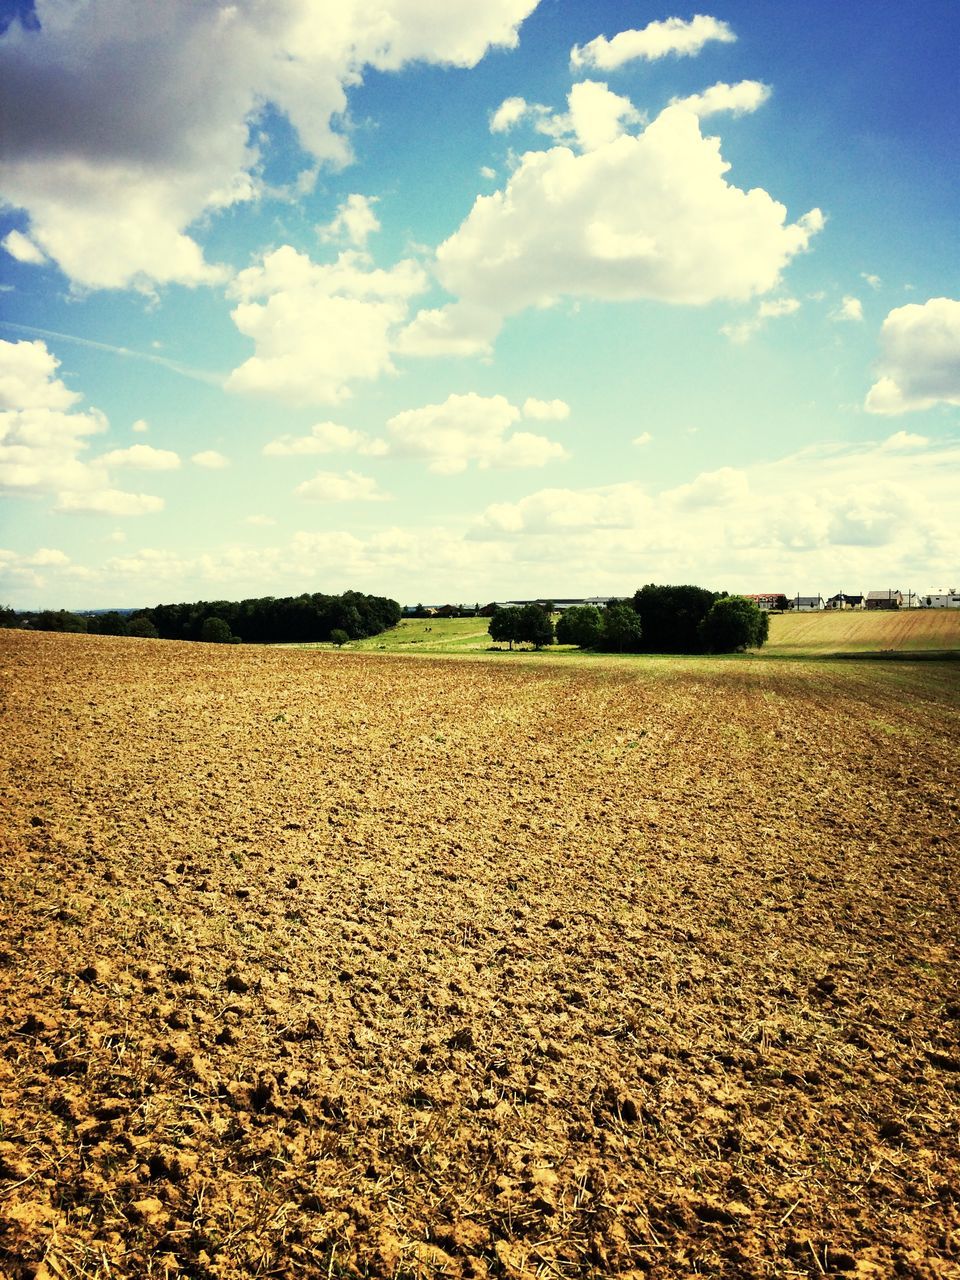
[1,0,958,608]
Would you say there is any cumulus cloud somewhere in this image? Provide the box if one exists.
[0,0,540,289]
[633,432,653,446]
[536,80,644,152]
[263,421,386,457]
[410,103,822,352]
[571,15,735,71]
[833,295,863,322]
[721,296,800,343]
[670,79,771,118]
[226,245,428,404]
[97,444,181,470]
[490,96,529,133]
[384,392,568,473]
[131,418,149,433]
[2,228,47,264]
[295,469,387,501]
[0,338,163,514]
[865,298,960,414]
[192,450,229,468]
[466,433,960,590]
[318,194,380,247]
[522,397,570,421]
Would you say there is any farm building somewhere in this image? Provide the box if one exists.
[866,590,902,610]
[924,589,960,608]
[743,593,784,611]
[826,593,864,610]
[792,594,825,611]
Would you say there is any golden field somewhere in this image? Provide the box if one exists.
[1,631,958,1279]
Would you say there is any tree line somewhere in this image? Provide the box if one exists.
[0,590,402,645]
[489,585,769,654]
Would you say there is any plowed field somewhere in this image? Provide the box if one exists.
[1,631,958,1280]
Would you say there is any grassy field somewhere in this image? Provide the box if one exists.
[1,630,959,1279]
[341,609,960,660]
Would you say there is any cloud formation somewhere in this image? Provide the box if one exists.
[0,338,163,514]
[865,297,960,414]
[226,245,428,404]
[295,469,387,502]
[414,102,821,352]
[571,15,735,71]
[670,79,771,118]
[385,392,569,473]
[0,0,540,289]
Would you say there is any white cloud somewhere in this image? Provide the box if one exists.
[295,469,388,501]
[865,298,960,414]
[414,104,822,349]
[633,432,653,446]
[466,434,960,591]
[536,81,644,152]
[480,165,497,180]
[226,245,428,404]
[0,0,540,290]
[833,295,863,322]
[246,514,276,527]
[491,96,529,133]
[57,489,164,515]
[721,296,800,343]
[385,391,568,473]
[670,80,771,118]
[0,338,163,515]
[522,397,570,421]
[2,229,47,265]
[98,444,181,470]
[27,547,70,567]
[263,420,385,456]
[131,418,150,433]
[319,194,381,248]
[862,273,882,290]
[192,450,229,468]
[878,430,929,451]
[571,15,735,71]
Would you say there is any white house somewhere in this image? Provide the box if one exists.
[924,589,960,608]
[792,594,824,611]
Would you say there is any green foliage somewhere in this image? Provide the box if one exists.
[127,616,159,638]
[88,611,129,636]
[329,628,349,648]
[516,602,554,649]
[632,584,719,653]
[137,589,402,645]
[556,604,603,648]
[200,615,234,644]
[598,602,644,652]
[488,607,520,649]
[33,609,87,633]
[489,604,554,649]
[0,604,18,628]
[700,596,768,652]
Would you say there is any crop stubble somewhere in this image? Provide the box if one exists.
[0,631,958,1279]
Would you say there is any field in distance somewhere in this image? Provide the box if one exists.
[1,629,958,1279]
[341,608,960,658]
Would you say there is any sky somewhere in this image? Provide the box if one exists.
[1,0,958,610]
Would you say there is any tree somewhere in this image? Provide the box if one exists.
[699,596,768,652]
[515,602,554,649]
[774,594,789,612]
[598,602,644,652]
[488,607,520,649]
[631,584,718,653]
[0,605,18,628]
[556,604,603,648]
[127,616,159,638]
[89,611,129,636]
[35,609,87,633]
[330,628,349,648]
[200,616,233,644]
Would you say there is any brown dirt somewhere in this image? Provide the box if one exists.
[1,631,958,1280]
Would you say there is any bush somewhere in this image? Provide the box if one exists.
[556,604,603,648]
[127,616,159,639]
[330,628,349,648]
[700,596,768,652]
[200,616,234,644]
